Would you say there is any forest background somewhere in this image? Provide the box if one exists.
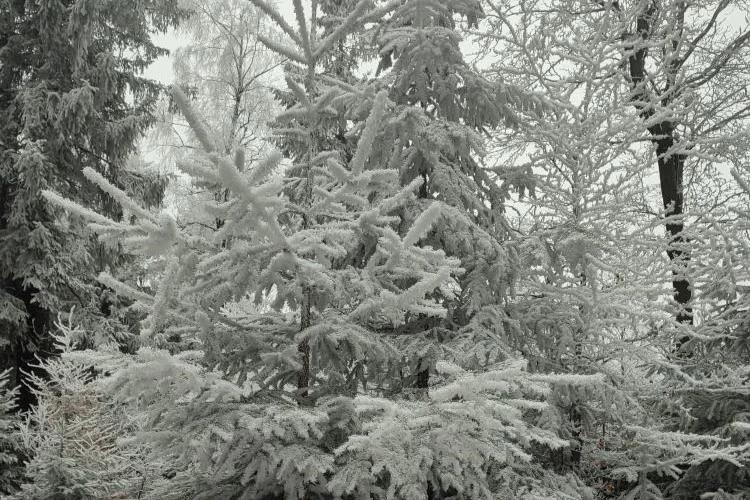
[1,0,750,499]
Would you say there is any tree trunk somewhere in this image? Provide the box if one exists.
[297,337,310,394]
[628,4,693,335]
[298,285,311,398]
[653,133,692,327]
[415,176,431,389]
[415,357,429,389]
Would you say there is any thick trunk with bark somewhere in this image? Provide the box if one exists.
[652,131,692,326]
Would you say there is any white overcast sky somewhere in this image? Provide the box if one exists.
[143,0,297,84]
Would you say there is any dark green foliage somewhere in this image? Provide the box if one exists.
[0,369,23,495]
[0,0,188,408]
[655,186,750,499]
[660,354,750,498]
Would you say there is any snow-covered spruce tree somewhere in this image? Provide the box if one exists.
[268,0,369,185]
[0,0,188,409]
[365,1,623,492]
[0,369,22,495]
[249,6,590,496]
[317,0,374,81]
[370,0,544,339]
[44,1,598,498]
[9,323,147,500]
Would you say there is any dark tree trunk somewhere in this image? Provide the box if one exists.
[628,3,693,337]
[297,337,310,394]
[415,358,429,389]
[413,172,432,389]
[569,403,583,468]
[653,133,692,327]
[298,286,311,398]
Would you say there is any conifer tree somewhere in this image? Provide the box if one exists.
[0,0,188,409]
[360,0,560,394]
[361,14,618,493]
[43,1,601,498]
[6,323,158,500]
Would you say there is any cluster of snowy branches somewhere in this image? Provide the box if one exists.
[2,0,750,499]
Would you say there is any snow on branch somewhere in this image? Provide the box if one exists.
[257,34,307,65]
[313,0,371,60]
[97,271,154,305]
[82,167,155,222]
[247,0,303,47]
[403,201,443,246]
[170,85,216,153]
[41,190,116,226]
[248,149,283,185]
[292,0,313,61]
[731,168,750,197]
[350,91,387,176]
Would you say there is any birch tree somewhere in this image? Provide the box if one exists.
[476,0,750,495]
[481,0,750,345]
[146,0,282,239]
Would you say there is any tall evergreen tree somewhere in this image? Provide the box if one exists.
[42,1,601,497]
[0,0,188,408]
[366,0,556,393]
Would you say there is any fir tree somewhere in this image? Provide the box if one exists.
[0,0,188,409]
[8,323,153,500]
[43,1,599,497]
[362,0,561,395]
